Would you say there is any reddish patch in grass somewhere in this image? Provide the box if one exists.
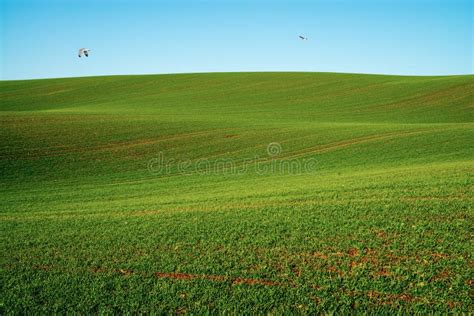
[430,270,450,282]
[349,261,360,269]
[391,294,414,302]
[431,253,448,259]
[155,272,205,280]
[375,268,391,277]
[327,266,344,276]
[312,252,328,259]
[348,248,360,257]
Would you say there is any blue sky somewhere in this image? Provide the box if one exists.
[0,0,472,80]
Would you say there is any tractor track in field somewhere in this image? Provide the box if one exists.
[21,126,440,188]
[271,128,435,161]
[368,82,474,111]
[0,128,236,159]
[139,127,440,181]
[2,193,469,222]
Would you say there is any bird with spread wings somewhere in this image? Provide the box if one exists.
[78,48,91,57]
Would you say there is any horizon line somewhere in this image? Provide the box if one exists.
[2,71,473,82]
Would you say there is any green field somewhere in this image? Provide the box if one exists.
[1,72,473,313]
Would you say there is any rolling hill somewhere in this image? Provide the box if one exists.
[1,72,473,313]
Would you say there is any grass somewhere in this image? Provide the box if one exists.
[0,72,473,313]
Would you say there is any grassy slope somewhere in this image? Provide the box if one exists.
[1,73,473,313]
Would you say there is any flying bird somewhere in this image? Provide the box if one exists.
[299,36,308,40]
[78,48,91,57]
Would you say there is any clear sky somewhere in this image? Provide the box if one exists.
[0,0,472,80]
